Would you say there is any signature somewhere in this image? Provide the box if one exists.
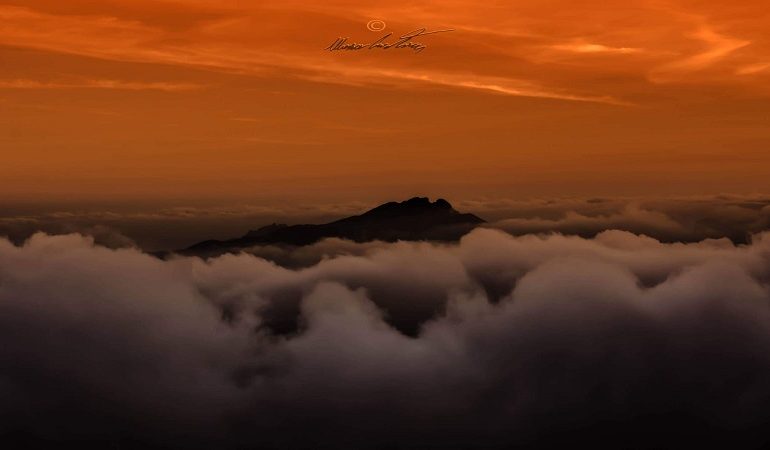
[325,28,454,53]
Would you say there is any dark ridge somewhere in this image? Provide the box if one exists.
[178,197,484,257]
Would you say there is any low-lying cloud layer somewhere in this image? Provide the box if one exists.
[3,195,770,253]
[3,228,770,448]
[472,195,770,244]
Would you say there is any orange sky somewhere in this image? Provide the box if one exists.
[1,0,770,205]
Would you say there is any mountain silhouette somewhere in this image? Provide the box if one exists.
[180,197,484,257]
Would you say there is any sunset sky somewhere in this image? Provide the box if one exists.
[7,4,770,447]
[2,0,770,206]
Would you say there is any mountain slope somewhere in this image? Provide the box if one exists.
[180,197,484,256]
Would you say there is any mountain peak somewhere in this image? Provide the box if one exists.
[433,198,452,209]
[401,196,453,209]
[358,197,459,219]
[181,197,484,256]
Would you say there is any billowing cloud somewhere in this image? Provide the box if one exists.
[4,229,770,448]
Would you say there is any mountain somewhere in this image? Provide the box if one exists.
[179,197,484,257]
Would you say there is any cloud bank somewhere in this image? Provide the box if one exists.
[470,195,770,245]
[3,229,770,448]
[4,195,770,253]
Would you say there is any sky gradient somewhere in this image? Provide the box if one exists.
[2,0,769,205]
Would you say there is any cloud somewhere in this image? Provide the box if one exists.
[550,41,640,54]
[4,229,770,447]
[464,195,770,244]
[3,195,770,253]
[4,1,769,106]
[0,4,614,104]
[490,203,689,240]
[0,79,204,91]
[650,24,751,82]
[0,202,369,251]
[736,62,770,75]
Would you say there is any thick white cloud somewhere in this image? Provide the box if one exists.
[2,229,770,448]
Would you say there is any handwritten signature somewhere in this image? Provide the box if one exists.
[325,28,454,53]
